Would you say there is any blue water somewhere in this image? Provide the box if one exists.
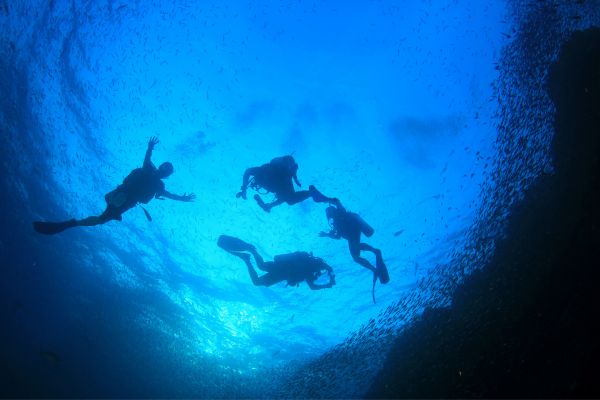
[1,0,598,397]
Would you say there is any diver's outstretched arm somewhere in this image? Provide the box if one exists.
[237,166,261,199]
[144,136,159,169]
[158,190,196,202]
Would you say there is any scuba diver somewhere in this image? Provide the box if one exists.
[33,137,195,235]
[319,201,389,302]
[217,235,336,290]
[235,155,338,212]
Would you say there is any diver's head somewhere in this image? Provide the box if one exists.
[281,155,297,172]
[157,162,174,178]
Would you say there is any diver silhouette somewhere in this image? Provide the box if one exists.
[33,137,195,235]
[236,155,338,212]
[218,235,336,290]
[319,201,389,301]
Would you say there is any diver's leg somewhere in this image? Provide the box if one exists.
[237,167,260,199]
[77,216,105,227]
[238,253,280,286]
[359,242,385,274]
[274,181,311,206]
[361,244,389,284]
[34,204,119,234]
[283,190,312,205]
[360,243,386,277]
[257,260,276,273]
[248,249,275,272]
[348,240,376,272]
[77,206,117,227]
[237,253,262,286]
[256,272,285,287]
[265,197,285,210]
[359,242,380,256]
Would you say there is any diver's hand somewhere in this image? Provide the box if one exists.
[181,192,196,202]
[148,136,159,149]
[329,272,336,286]
[236,187,247,200]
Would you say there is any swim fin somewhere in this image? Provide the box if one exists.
[33,219,78,235]
[375,252,390,284]
[372,254,390,304]
[217,235,255,253]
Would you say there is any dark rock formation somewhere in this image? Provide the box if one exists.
[366,28,600,399]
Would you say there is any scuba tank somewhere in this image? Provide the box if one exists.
[349,212,375,237]
[273,251,308,265]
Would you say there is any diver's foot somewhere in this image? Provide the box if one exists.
[308,185,325,202]
[329,198,341,207]
[309,185,337,204]
[254,194,271,213]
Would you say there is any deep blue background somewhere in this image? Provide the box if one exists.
[1,0,598,397]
